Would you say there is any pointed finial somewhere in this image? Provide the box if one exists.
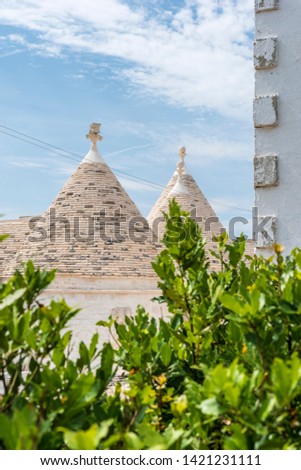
[169,146,190,195]
[177,146,186,177]
[86,123,103,150]
[179,146,186,160]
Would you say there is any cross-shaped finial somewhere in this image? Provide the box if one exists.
[179,146,186,160]
[177,146,186,177]
[86,123,103,150]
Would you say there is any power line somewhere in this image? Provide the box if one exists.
[0,125,252,214]
[0,124,82,159]
[0,129,79,162]
[0,127,163,190]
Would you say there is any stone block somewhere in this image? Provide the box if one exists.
[254,95,279,128]
[255,0,279,12]
[254,37,278,69]
[254,155,278,187]
[254,216,277,248]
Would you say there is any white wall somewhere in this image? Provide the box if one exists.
[42,274,166,355]
[254,0,301,255]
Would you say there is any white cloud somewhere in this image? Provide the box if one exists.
[104,143,153,159]
[162,135,253,165]
[0,0,254,119]
[70,73,85,80]
[8,156,77,176]
[9,160,48,169]
[108,118,253,166]
[7,33,26,44]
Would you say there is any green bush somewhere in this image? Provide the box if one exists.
[1,201,301,449]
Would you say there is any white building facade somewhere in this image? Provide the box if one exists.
[254,0,301,254]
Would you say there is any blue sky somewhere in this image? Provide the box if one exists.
[0,0,254,236]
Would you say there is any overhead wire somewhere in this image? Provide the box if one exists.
[0,125,252,214]
[0,126,164,191]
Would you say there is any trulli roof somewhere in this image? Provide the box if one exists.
[2,124,158,278]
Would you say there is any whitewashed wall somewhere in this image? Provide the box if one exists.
[42,274,166,354]
[254,0,301,255]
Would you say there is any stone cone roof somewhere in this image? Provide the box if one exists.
[147,149,225,269]
[3,128,159,278]
[148,169,223,243]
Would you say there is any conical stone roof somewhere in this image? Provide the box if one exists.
[148,147,224,245]
[4,124,158,278]
[0,218,31,279]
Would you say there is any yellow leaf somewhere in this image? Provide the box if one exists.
[273,243,285,254]
[154,374,167,387]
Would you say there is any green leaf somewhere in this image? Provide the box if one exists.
[0,288,26,310]
[124,432,143,450]
[224,424,248,450]
[199,397,221,417]
[0,407,38,449]
[52,347,65,368]
[59,421,113,450]
[271,356,301,406]
[89,333,99,359]
[220,293,245,315]
[79,341,89,365]
[100,343,114,381]
[161,343,172,367]
[0,414,14,449]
